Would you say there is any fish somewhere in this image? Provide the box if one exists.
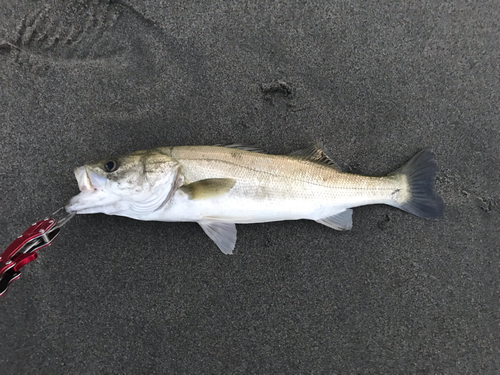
[66,144,444,254]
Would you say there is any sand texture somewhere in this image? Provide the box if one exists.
[1,1,499,373]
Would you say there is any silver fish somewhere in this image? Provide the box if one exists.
[66,145,444,254]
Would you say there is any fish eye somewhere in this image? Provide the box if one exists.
[104,160,118,172]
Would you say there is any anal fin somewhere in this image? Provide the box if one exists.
[199,221,237,254]
[316,209,353,231]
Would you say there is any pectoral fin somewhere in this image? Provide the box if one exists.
[316,209,353,231]
[199,221,237,254]
[180,178,236,200]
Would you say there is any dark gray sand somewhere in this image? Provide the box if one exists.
[1,1,499,373]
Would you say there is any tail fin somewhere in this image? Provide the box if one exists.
[389,149,444,218]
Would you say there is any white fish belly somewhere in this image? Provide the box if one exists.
[157,194,335,223]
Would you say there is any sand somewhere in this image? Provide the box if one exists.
[1,0,499,372]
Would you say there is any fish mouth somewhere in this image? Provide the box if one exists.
[73,166,110,192]
[74,166,94,192]
[66,166,95,213]
[66,167,115,214]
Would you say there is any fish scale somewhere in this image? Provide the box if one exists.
[168,146,395,205]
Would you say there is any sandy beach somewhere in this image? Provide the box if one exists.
[1,1,499,372]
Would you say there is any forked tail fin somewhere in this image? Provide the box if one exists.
[389,149,444,218]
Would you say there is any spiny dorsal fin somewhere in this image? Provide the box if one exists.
[215,144,267,153]
[289,144,341,170]
[180,178,236,200]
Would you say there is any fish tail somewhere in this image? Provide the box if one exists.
[388,149,444,218]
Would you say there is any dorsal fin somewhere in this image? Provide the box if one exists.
[215,144,267,153]
[289,144,341,170]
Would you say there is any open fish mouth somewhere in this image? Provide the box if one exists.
[66,167,117,214]
[74,166,93,192]
[66,167,97,213]
[73,166,110,192]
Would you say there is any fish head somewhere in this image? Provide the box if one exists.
[66,149,180,216]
